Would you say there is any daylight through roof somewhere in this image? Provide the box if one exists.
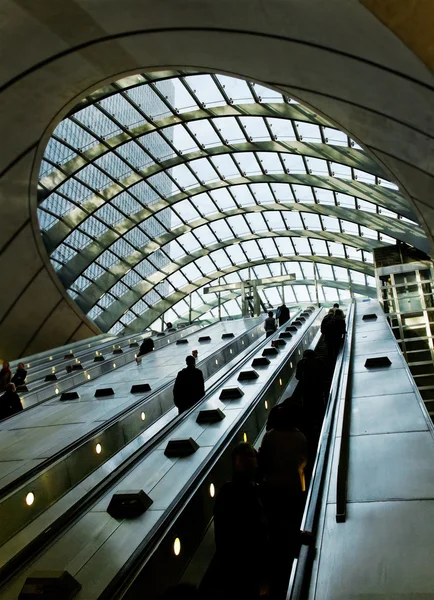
[37,70,428,335]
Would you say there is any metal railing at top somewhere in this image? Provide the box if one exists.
[287,301,355,600]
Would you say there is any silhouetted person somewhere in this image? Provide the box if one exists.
[277,303,290,326]
[296,349,326,427]
[324,308,346,363]
[0,383,23,419]
[333,303,339,310]
[11,362,27,387]
[136,338,154,365]
[320,308,335,335]
[259,403,308,597]
[173,356,205,414]
[0,361,12,393]
[214,443,267,599]
[264,311,276,338]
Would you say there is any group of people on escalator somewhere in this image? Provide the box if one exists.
[320,304,346,364]
[264,303,290,338]
[158,304,345,600]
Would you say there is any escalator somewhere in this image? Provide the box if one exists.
[289,299,434,600]
[0,309,320,599]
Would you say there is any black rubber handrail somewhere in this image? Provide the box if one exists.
[335,303,356,523]
[287,301,355,600]
[0,312,305,588]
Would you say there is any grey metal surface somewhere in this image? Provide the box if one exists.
[313,500,434,600]
[0,310,321,598]
[308,299,434,600]
[11,322,205,409]
[0,317,270,550]
[0,320,256,468]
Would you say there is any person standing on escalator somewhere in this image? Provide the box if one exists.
[324,308,346,364]
[276,302,290,327]
[11,363,27,387]
[259,403,308,597]
[136,337,154,365]
[0,361,12,393]
[296,349,326,427]
[264,311,277,338]
[0,383,23,419]
[214,443,268,599]
[173,355,205,414]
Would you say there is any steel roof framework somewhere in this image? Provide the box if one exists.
[37,71,427,334]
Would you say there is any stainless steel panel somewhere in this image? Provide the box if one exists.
[349,431,434,502]
[74,510,165,598]
[312,501,434,600]
[354,327,395,344]
[194,410,242,447]
[0,512,120,599]
[0,460,44,487]
[351,392,429,436]
[352,349,406,374]
[91,449,176,512]
[351,368,414,398]
[353,337,397,356]
[149,448,213,510]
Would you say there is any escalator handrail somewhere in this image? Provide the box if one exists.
[0,318,267,502]
[99,311,321,600]
[288,301,355,600]
[0,313,302,586]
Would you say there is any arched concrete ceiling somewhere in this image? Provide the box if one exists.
[1,0,434,356]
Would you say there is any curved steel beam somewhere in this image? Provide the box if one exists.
[44,172,414,253]
[111,257,373,335]
[74,224,383,313]
[92,254,373,331]
[167,277,376,331]
[75,226,380,313]
[40,101,334,188]
[42,138,387,197]
[58,202,423,295]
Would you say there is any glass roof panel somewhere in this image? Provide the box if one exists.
[190,158,219,184]
[215,75,254,103]
[186,120,221,147]
[209,154,240,179]
[234,152,261,175]
[215,117,245,142]
[184,75,225,106]
[323,127,348,146]
[37,70,424,334]
[227,244,245,264]
[239,117,271,141]
[257,153,283,173]
[209,190,236,213]
[191,193,217,217]
[249,183,274,204]
[267,118,296,141]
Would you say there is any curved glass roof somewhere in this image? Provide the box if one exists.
[37,70,428,334]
